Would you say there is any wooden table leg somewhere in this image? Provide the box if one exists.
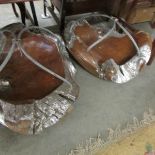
[151,13,155,28]
[25,8,35,24]
[29,1,39,26]
[12,3,19,17]
[43,0,48,17]
[16,2,26,25]
[49,0,54,11]
[147,39,155,65]
[59,0,66,34]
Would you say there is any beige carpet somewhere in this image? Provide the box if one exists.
[69,109,155,155]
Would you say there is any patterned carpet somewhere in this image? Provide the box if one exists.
[68,109,155,155]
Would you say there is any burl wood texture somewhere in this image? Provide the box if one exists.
[70,23,152,76]
[0,24,65,104]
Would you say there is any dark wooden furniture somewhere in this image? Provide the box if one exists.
[151,13,155,28]
[43,0,122,33]
[0,0,39,26]
[119,0,155,24]
[44,0,155,33]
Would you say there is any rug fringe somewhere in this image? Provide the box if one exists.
[66,109,155,155]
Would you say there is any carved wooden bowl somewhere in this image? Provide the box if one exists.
[0,23,64,103]
[65,14,153,83]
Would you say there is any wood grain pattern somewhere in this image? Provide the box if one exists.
[70,23,152,76]
[0,24,65,104]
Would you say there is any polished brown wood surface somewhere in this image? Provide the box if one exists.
[70,23,152,76]
[148,39,155,65]
[0,23,65,104]
[119,0,155,24]
[0,0,38,4]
